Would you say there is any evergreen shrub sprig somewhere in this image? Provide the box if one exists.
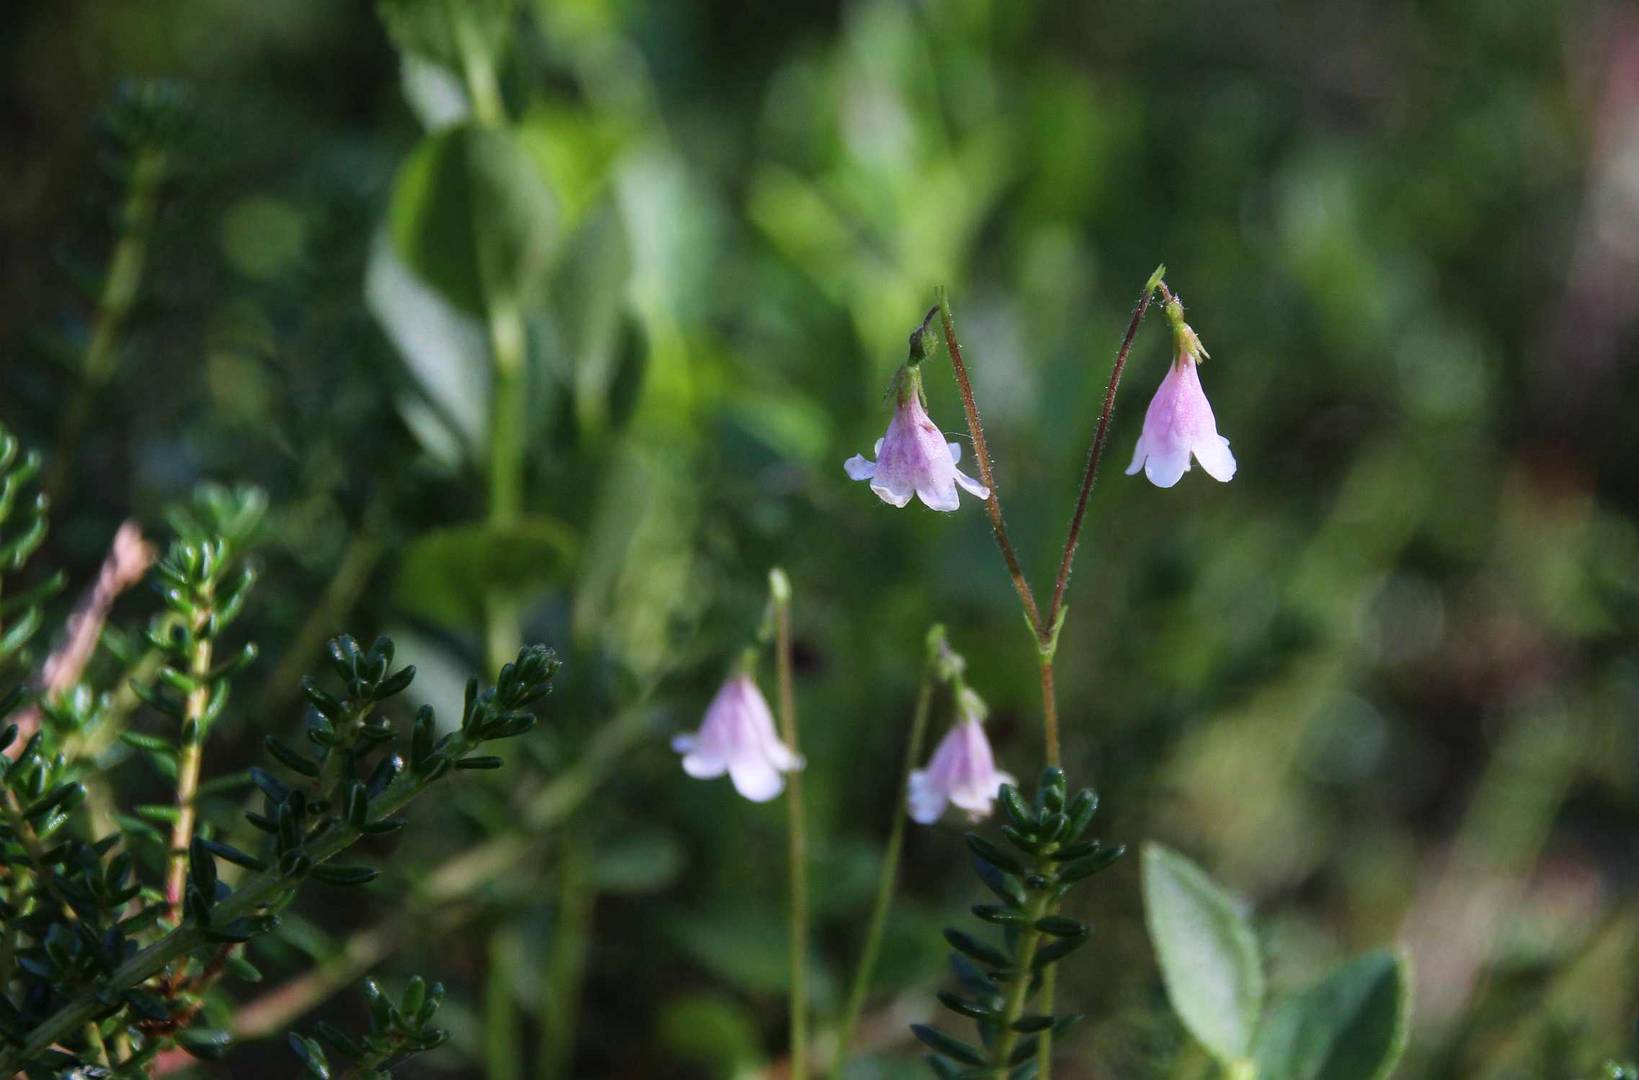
[913,767,1124,1079]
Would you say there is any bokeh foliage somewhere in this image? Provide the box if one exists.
[2,0,1636,1075]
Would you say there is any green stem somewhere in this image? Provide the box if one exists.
[483,295,528,674]
[537,832,592,1080]
[484,927,523,1080]
[164,606,215,924]
[0,730,479,1073]
[47,146,166,504]
[828,668,937,1077]
[772,574,809,1080]
[989,880,1055,1075]
[983,852,1062,1075]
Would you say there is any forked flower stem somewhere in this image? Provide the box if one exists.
[771,570,810,1080]
[828,662,938,1077]
[935,270,1167,1077]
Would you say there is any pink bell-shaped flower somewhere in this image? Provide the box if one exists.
[845,369,988,512]
[908,689,1015,824]
[673,674,803,802]
[1126,302,1236,488]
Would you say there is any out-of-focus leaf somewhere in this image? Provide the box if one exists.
[655,993,763,1077]
[1253,950,1410,1080]
[393,518,577,628]
[378,0,514,72]
[589,830,684,894]
[388,123,554,315]
[366,233,488,460]
[400,54,469,130]
[1142,842,1264,1067]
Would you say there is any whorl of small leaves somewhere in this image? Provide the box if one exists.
[289,975,448,1078]
[913,767,1124,1078]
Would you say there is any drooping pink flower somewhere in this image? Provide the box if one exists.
[908,690,1014,824]
[672,674,803,802]
[845,388,988,512]
[1125,350,1236,488]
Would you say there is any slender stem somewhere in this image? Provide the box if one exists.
[772,576,809,1080]
[47,147,166,504]
[989,882,1054,1074]
[1046,272,1162,633]
[1038,658,1060,768]
[828,670,937,1077]
[164,598,215,923]
[457,0,528,677]
[935,291,1044,641]
[483,297,528,675]
[537,833,592,1080]
[1038,963,1058,1078]
[484,927,523,1080]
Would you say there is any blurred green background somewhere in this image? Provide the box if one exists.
[4,0,1638,1075]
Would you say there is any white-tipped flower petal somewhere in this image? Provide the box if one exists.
[906,715,1013,825]
[845,393,986,512]
[674,674,803,802]
[1127,353,1236,488]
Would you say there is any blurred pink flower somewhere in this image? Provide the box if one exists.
[673,674,803,802]
[845,392,988,511]
[1126,351,1236,488]
[908,690,1014,824]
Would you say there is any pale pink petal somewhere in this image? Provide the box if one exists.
[907,770,947,824]
[954,469,989,500]
[1143,446,1192,488]
[947,441,962,463]
[916,479,961,512]
[675,675,801,801]
[844,454,876,480]
[870,474,915,507]
[728,751,786,802]
[1193,435,1236,482]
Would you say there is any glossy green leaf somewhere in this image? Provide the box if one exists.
[1253,950,1410,1080]
[1142,842,1263,1066]
[387,123,554,315]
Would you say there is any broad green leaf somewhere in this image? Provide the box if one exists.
[378,0,514,72]
[1142,842,1263,1066]
[365,233,488,461]
[1252,950,1410,1080]
[388,123,554,315]
[392,518,577,628]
